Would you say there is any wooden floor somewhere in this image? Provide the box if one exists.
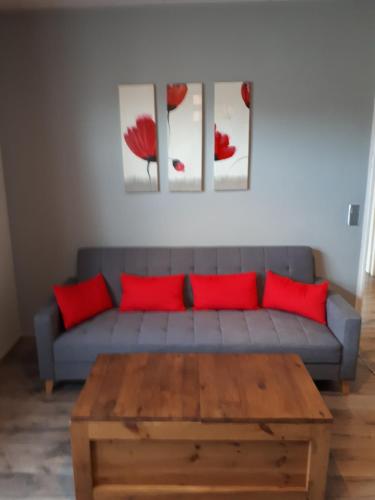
[323,275,375,499]
[0,279,375,499]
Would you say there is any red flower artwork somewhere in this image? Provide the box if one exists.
[124,115,157,182]
[167,84,188,112]
[241,82,251,108]
[172,159,185,172]
[215,126,236,161]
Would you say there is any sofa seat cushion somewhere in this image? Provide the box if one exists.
[54,308,341,364]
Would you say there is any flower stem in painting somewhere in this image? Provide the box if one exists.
[229,155,248,168]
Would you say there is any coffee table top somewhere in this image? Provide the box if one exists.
[71,353,332,423]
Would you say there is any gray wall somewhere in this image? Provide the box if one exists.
[0,150,20,356]
[0,1,374,334]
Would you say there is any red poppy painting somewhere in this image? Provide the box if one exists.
[167,82,203,192]
[119,84,159,192]
[214,81,252,190]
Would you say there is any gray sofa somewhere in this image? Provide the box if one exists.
[34,246,361,393]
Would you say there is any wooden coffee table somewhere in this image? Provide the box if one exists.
[70,353,332,500]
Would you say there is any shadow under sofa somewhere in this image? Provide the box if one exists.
[34,246,361,395]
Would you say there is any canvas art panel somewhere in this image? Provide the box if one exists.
[119,84,159,192]
[167,83,203,192]
[214,81,251,191]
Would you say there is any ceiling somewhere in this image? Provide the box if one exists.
[0,0,322,11]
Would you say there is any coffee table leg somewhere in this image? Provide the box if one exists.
[70,421,93,500]
[307,424,331,500]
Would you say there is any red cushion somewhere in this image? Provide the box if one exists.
[262,271,328,324]
[190,272,259,310]
[53,274,113,329]
[120,273,186,312]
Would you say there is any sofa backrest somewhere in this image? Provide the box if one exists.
[77,246,315,307]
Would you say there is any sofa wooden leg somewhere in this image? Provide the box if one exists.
[45,380,54,395]
[341,381,350,395]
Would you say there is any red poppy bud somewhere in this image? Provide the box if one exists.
[167,84,188,112]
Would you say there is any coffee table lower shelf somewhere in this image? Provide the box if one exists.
[70,420,331,500]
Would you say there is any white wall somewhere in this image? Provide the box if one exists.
[0,149,20,357]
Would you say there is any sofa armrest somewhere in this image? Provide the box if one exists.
[34,277,77,381]
[326,293,361,380]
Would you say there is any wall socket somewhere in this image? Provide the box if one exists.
[347,204,360,226]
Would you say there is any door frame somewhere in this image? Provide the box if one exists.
[356,97,375,310]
